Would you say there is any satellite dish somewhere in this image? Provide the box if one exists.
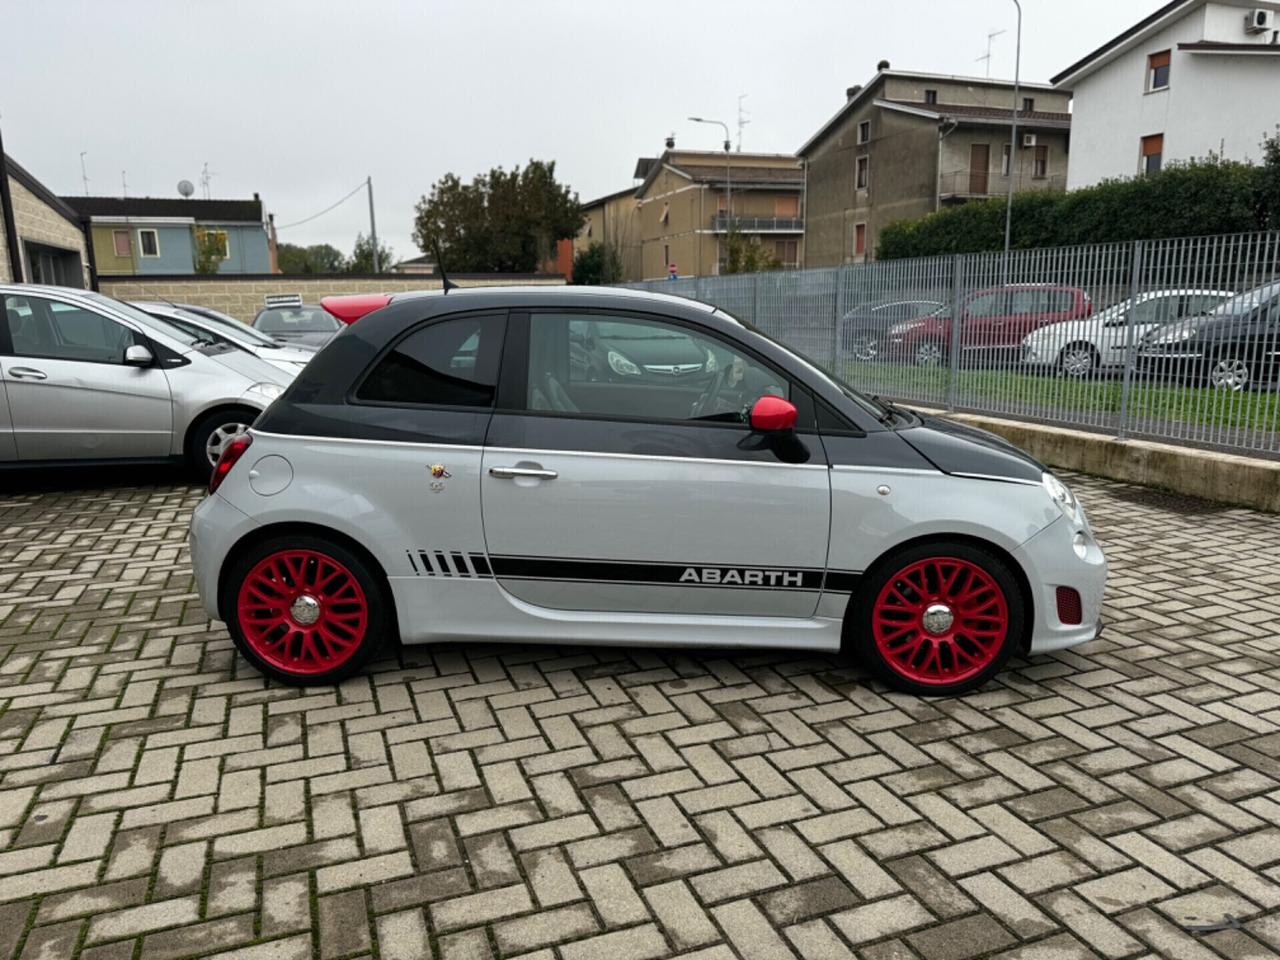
[177,179,195,198]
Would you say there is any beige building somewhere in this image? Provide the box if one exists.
[800,67,1072,266]
[1,154,90,286]
[576,149,805,281]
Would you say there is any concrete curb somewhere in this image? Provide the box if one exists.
[915,407,1280,514]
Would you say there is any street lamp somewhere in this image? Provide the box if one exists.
[689,116,732,236]
[1003,0,1023,273]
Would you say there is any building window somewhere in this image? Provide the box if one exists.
[1002,144,1012,177]
[924,89,938,105]
[137,229,160,258]
[775,239,798,266]
[857,120,870,144]
[660,202,670,225]
[854,223,867,257]
[1033,145,1048,179]
[1147,50,1171,91]
[1022,97,1035,112]
[856,155,869,191]
[663,244,670,274]
[111,230,131,257]
[1141,134,1164,174]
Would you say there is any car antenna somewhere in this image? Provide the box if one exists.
[431,239,458,294]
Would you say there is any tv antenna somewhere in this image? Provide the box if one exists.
[736,94,750,152]
[79,151,90,195]
[199,161,217,199]
[121,170,128,198]
[976,28,1006,77]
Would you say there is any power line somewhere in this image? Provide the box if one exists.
[276,180,368,230]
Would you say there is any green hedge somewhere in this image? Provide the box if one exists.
[878,151,1280,260]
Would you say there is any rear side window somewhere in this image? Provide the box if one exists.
[356,315,504,407]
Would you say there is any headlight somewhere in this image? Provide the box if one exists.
[1042,471,1080,524]
[704,349,719,373]
[607,350,641,376]
[887,320,925,335]
[244,381,285,402]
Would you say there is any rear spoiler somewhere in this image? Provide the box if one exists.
[320,294,392,324]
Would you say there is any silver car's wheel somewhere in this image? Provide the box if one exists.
[850,334,880,362]
[914,340,944,368]
[1059,343,1099,378]
[205,421,251,466]
[1209,357,1251,392]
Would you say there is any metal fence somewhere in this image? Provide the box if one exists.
[621,231,1280,458]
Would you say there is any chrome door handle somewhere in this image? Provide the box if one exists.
[489,466,558,480]
[8,366,48,380]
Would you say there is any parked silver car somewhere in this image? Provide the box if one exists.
[164,302,319,354]
[252,303,341,348]
[1,284,295,476]
[134,302,315,376]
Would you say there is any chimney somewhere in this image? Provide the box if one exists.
[877,59,891,71]
[846,84,863,100]
[665,133,676,149]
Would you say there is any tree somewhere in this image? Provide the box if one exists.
[570,242,623,285]
[193,227,226,275]
[276,242,345,274]
[346,232,396,274]
[722,229,781,274]
[413,159,580,272]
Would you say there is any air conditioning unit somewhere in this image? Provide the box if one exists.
[1022,133,1038,148]
[1244,8,1274,33]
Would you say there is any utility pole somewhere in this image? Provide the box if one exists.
[80,151,90,195]
[367,176,379,273]
[1003,0,1022,282]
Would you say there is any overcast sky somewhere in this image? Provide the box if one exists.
[2,0,1144,262]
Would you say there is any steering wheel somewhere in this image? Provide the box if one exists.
[691,366,730,419]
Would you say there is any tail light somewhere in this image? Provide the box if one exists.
[209,434,253,494]
[1056,586,1083,625]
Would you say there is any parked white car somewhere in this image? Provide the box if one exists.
[1021,289,1233,377]
[1,284,295,476]
[134,302,315,376]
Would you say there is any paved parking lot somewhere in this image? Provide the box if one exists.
[1,471,1278,960]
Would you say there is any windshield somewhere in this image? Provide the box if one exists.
[255,306,339,333]
[81,291,206,347]
[1206,281,1280,318]
[180,305,279,345]
[719,309,894,421]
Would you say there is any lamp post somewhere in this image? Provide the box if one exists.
[1003,0,1023,273]
[689,116,731,244]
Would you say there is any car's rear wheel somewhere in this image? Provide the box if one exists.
[1058,342,1100,378]
[187,407,259,479]
[1208,355,1252,391]
[848,541,1024,695]
[914,339,945,368]
[222,535,387,685]
[848,332,880,362]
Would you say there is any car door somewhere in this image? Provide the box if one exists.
[958,291,1003,355]
[1100,294,1177,364]
[0,368,15,463]
[480,309,831,618]
[0,293,172,460]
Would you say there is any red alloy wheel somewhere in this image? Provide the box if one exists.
[871,556,1009,686]
[235,549,369,676]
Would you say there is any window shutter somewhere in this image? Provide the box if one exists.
[1141,134,1164,157]
[1148,50,1170,69]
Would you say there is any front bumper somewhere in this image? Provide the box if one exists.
[189,493,260,622]
[1012,514,1107,654]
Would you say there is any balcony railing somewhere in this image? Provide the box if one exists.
[938,170,1067,198]
[710,215,805,233]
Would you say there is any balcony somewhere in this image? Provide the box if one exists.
[938,170,1066,200]
[710,215,805,233]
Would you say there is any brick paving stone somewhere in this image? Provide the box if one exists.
[2,473,1280,959]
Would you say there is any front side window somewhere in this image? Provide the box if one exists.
[965,292,1004,318]
[357,315,503,407]
[527,313,787,425]
[2,295,141,363]
[138,229,160,257]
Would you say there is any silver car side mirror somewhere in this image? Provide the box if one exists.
[124,344,154,366]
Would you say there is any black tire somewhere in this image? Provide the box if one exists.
[220,534,389,686]
[845,540,1025,696]
[186,407,260,479]
[1058,342,1100,379]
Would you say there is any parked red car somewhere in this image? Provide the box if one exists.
[886,285,1092,366]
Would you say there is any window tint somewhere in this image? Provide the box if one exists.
[527,313,787,424]
[1047,290,1077,312]
[357,315,503,407]
[965,293,1003,317]
[255,307,339,333]
[2,295,140,363]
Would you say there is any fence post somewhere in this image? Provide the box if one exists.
[946,254,963,412]
[1116,239,1144,440]
[831,266,847,368]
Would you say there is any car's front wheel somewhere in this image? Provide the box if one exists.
[187,407,259,479]
[222,535,387,685]
[848,541,1024,695]
[1058,342,1100,378]
[1207,355,1253,391]
[914,339,946,368]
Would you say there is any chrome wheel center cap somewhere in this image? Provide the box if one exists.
[922,603,955,636]
[290,594,321,626]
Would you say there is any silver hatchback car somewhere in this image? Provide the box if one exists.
[1,284,295,477]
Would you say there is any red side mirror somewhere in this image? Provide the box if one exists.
[750,395,797,432]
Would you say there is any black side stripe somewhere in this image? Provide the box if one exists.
[411,550,495,578]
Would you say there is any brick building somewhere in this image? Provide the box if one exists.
[1,153,91,286]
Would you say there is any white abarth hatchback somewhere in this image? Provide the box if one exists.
[190,287,1105,695]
